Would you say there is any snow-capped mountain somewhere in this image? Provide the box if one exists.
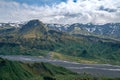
[46,23,120,39]
[1,21,120,39]
[0,22,27,28]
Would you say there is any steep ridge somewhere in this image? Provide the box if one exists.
[0,58,33,80]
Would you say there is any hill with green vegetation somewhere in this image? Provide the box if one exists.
[0,19,120,65]
[0,58,120,80]
[0,57,76,80]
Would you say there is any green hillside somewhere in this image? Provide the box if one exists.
[0,57,76,80]
[0,58,33,80]
[0,58,120,80]
[0,20,120,65]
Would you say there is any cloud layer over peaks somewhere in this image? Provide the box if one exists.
[0,0,120,24]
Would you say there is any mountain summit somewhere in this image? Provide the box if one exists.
[19,19,48,38]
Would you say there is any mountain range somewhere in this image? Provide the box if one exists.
[46,23,120,39]
[0,19,120,65]
[1,21,120,39]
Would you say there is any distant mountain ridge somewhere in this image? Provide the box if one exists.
[46,23,120,39]
[0,21,120,39]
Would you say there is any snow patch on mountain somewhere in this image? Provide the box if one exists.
[47,23,120,39]
[0,24,2,26]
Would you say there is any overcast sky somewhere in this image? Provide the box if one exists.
[0,0,120,24]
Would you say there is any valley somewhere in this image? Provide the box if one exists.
[1,55,120,78]
[0,0,120,80]
[0,19,120,79]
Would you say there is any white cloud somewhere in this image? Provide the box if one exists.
[0,0,120,24]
